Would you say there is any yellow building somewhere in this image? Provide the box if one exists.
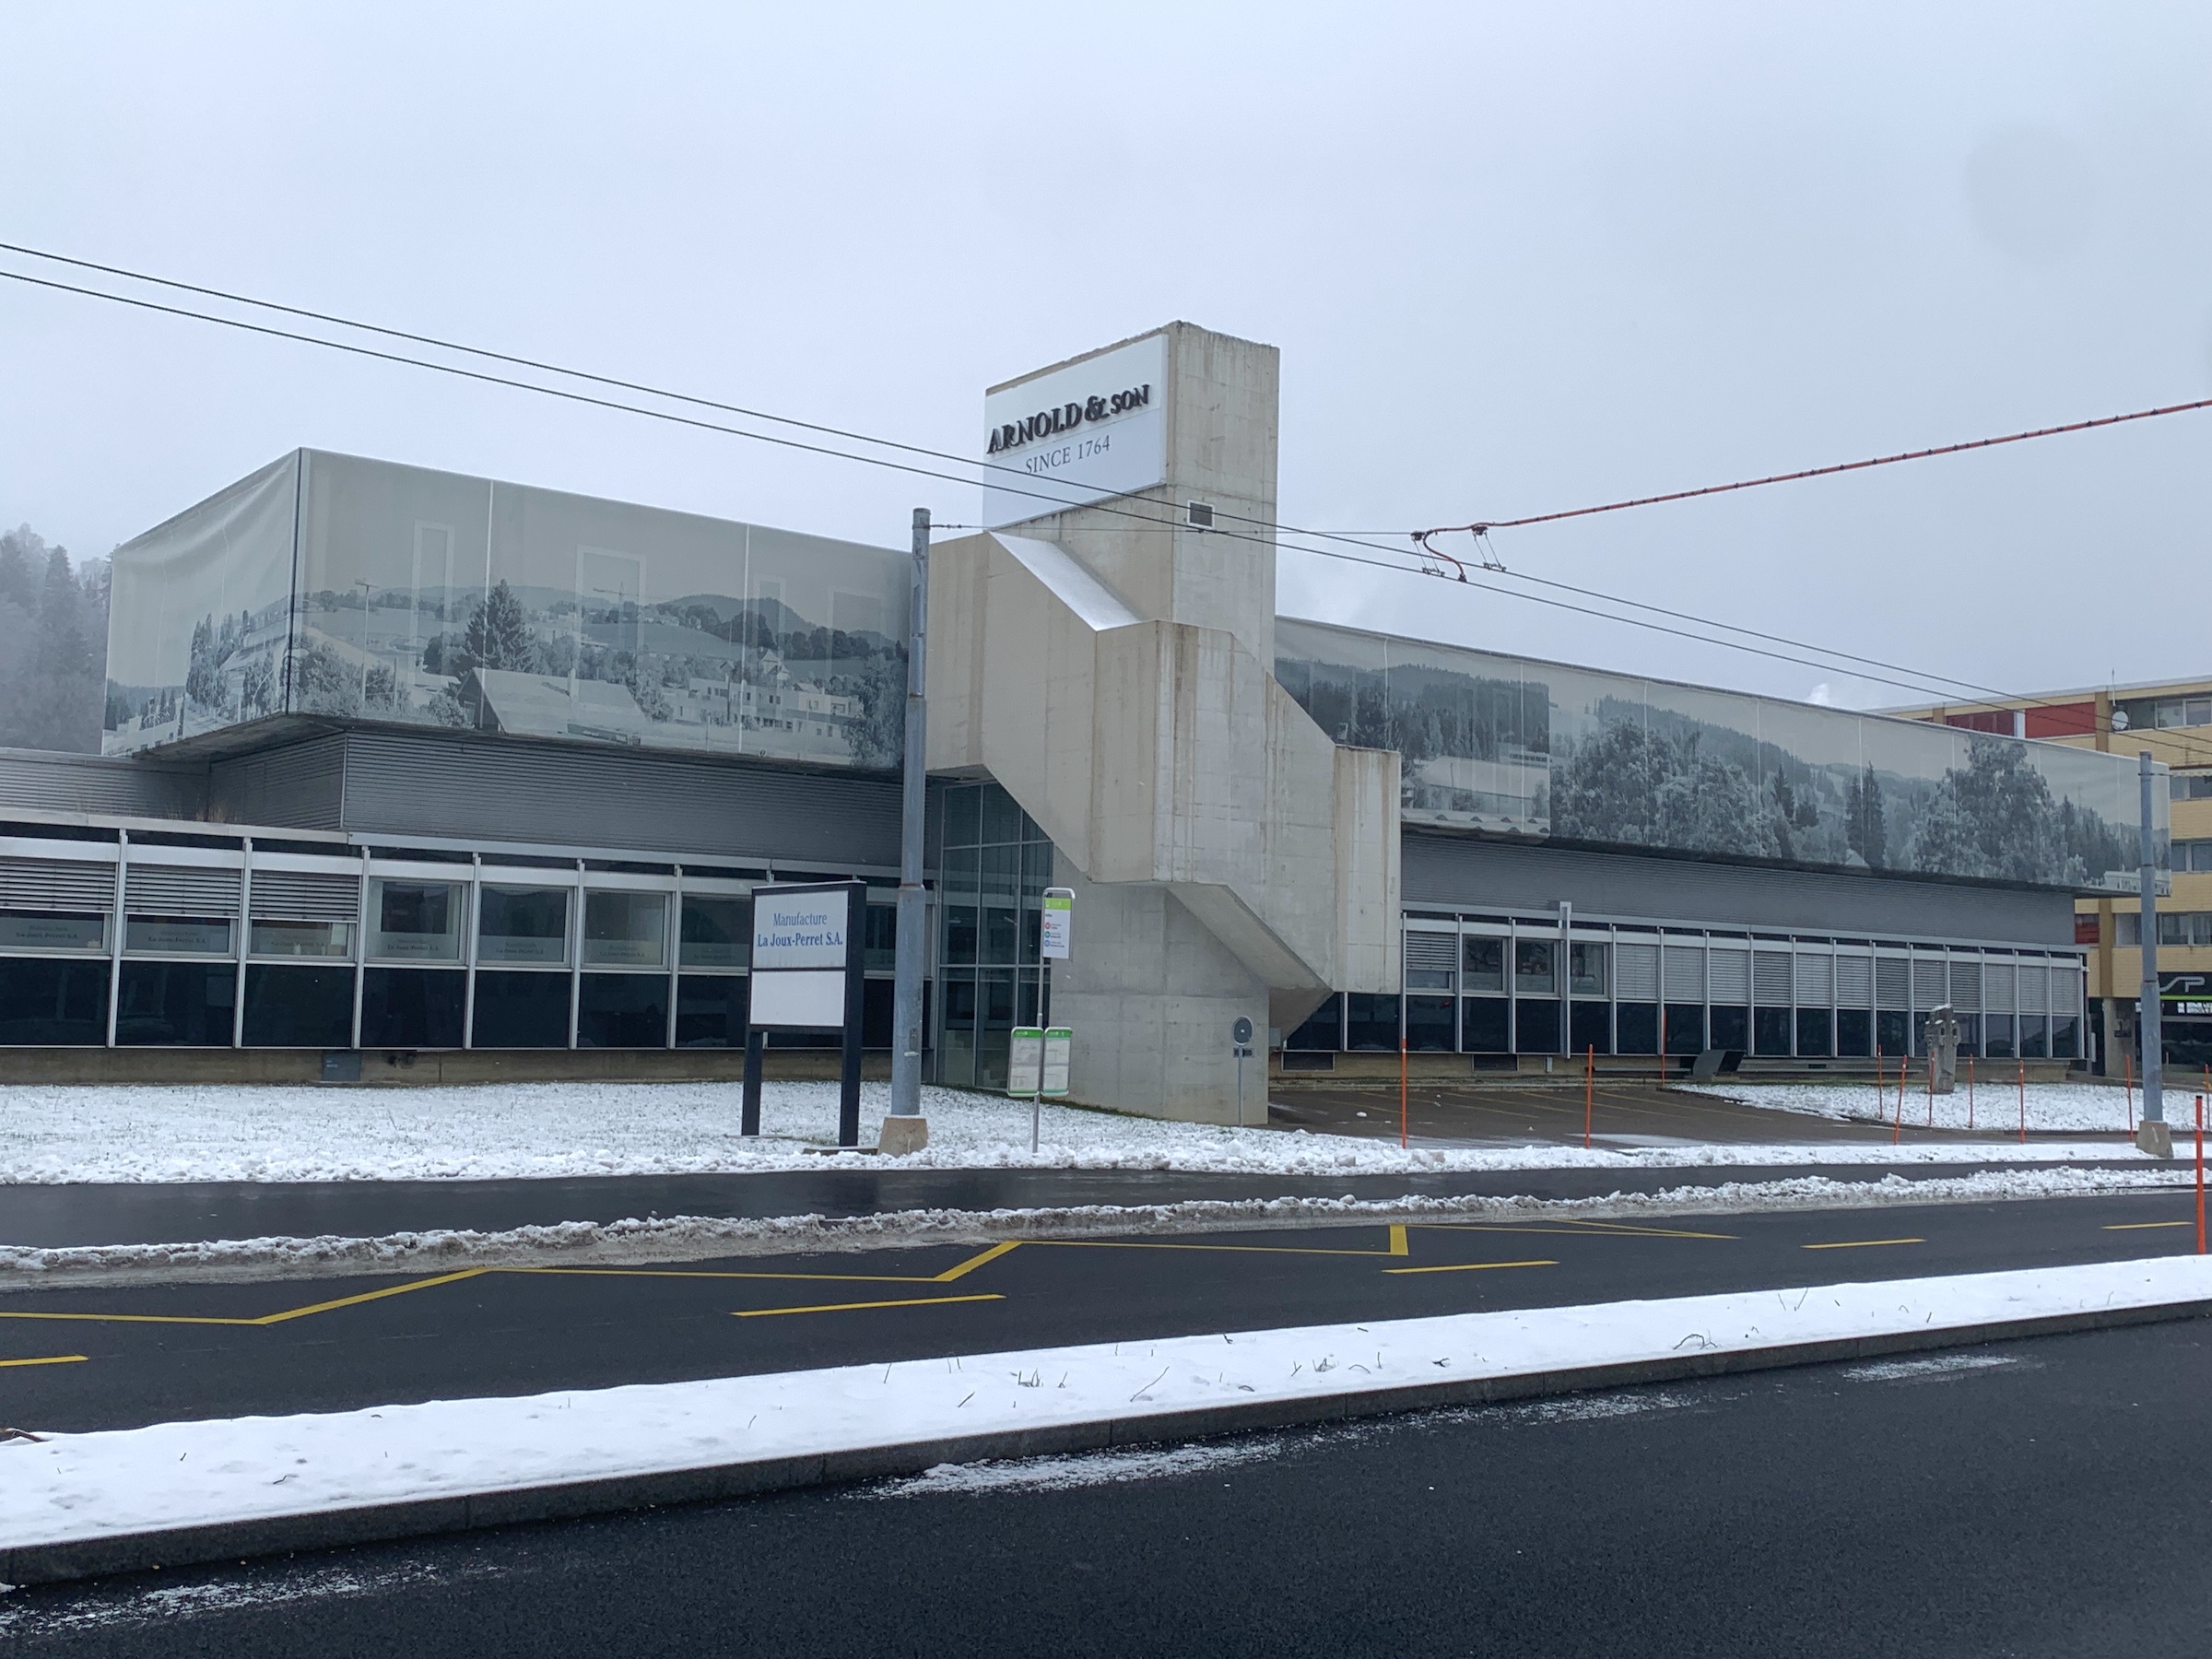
[1888,677,2212,1075]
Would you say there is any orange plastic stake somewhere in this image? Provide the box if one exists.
[2196,1096,2206,1257]
[1399,1037,1408,1151]
[2125,1049,2135,1132]
[1583,1045,1594,1149]
[1967,1056,1975,1131]
[1925,1057,1934,1129]
[1892,1056,1904,1145]
[2018,1055,2027,1145]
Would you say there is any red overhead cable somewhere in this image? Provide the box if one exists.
[1413,394,2212,547]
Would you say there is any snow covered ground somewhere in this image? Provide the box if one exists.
[0,1080,2166,1185]
[6,1254,2206,1565]
[1687,1078,2212,1137]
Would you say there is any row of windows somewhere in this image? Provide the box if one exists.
[2117,695,2212,733]
[1405,932,2080,1014]
[1288,994,2083,1061]
[2170,841,2212,873]
[2114,912,2212,948]
[0,958,905,1051]
[0,888,901,973]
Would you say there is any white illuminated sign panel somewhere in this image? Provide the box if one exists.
[982,333,1168,528]
[1041,888,1072,960]
[748,885,856,1030]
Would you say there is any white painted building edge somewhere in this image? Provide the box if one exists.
[6,1254,2208,1551]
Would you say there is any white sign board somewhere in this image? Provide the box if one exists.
[752,889,850,971]
[1008,1026,1043,1096]
[982,333,1168,529]
[748,969,846,1029]
[1041,1026,1071,1097]
[1041,888,1073,960]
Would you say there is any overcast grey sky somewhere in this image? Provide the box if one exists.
[2,3,2206,707]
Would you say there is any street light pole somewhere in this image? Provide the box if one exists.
[882,507,931,1153]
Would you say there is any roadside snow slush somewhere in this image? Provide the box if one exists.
[0,1079,2166,1185]
[0,1164,2192,1287]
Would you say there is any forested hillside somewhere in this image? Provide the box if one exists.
[0,524,108,753]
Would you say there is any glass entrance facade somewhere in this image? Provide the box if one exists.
[934,781,1054,1090]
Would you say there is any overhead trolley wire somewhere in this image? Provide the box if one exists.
[3,246,2206,761]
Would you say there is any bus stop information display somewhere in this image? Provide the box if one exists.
[744,880,867,1147]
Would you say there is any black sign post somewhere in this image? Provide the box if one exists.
[743,880,868,1149]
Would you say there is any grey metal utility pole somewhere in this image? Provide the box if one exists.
[2139,749,2164,1136]
[882,507,931,1151]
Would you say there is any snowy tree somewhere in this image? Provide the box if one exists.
[1844,765,1887,867]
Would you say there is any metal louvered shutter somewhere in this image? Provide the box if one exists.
[1984,960,2016,1013]
[1662,945,1705,1001]
[252,869,362,922]
[1615,942,1659,1002]
[1709,947,1750,1005]
[2052,964,2081,1018]
[0,857,116,912]
[1794,952,1834,1006]
[1836,954,1873,1006]
[2018,963,2049,1015]
[1876,956,1910,1009]
[1404,931,1457,973]
[1912,959,1947,1011]
[1949,959,1982,1012]
[124,865,242,916]
[1752,949,1792,1006]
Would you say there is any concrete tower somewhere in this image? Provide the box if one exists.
[930,323,1400,1123]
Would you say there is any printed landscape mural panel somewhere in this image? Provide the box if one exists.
[1277,617,2155,892]
[105,451,910,771]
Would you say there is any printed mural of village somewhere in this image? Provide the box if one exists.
[103,452,908,771]
[1276,617,2146,891]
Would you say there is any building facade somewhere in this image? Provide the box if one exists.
[0,324,2152,1116]
[1889,677,2212,1069]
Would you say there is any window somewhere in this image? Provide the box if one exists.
[1347,994,1401,1051]
[578,973,667,1046]
[678,895,750,969]
[369,879,462,962]
[0,912,105,952]
[1514,938,1557,995]
[115,961,233,1045]
[124,916,232,956]
[2174,773,2212,802]
[1287,994,1342,1052]
[1515,998,1561,1053]
[0,958,109,1044]
[1406,995,1454,1052]
[1461,935,1505,994]
[1569,999,1610,1055]
[1461,997,1510,1053]
[473,971,571,1046]
[360,966,465,1047]
[242,965,353,1047]
[478,886,570,966]
[250,919,351,959]
[583,891,666,968]
[1569,941,1608,997]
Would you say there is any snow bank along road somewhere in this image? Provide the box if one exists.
[6,1253,2211,1588]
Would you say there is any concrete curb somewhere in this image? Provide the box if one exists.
[6,1290,2208,1587]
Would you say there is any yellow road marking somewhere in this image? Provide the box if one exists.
[1802,1238,1925,1251]
[733,1293,1004,1319]
[1389,1225,1409,1256]
[252,1268,491,1324]
[512,1241,1025,1288]
[0,1267,489,1329]
[935,1241,1024,1281]
[1383,1259,1557,1276]
[0,1353,87,1368]
[2104,1221,2192,1231]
